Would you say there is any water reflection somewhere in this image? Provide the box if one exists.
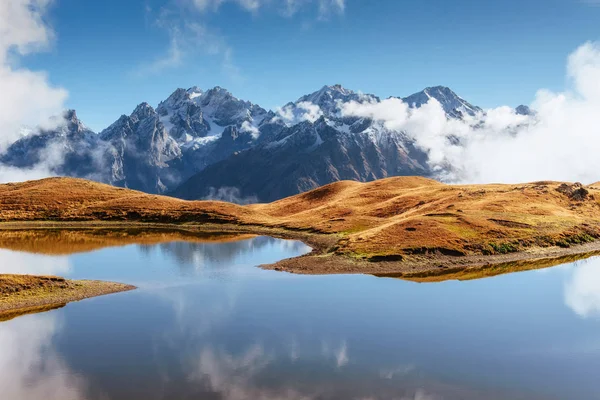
[1,234,600,399]
[0,248,71,276]
[565,257,600,318]
[0,312,87,400]
[146,236,308,275]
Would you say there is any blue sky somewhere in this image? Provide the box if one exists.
[21,0,600,131]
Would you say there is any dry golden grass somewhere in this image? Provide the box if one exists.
[2,176,600,263]
[254,177,600,259]
[0,274,135,319]
[0,274,70,295]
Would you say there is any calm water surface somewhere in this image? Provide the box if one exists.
[1,235,600,400]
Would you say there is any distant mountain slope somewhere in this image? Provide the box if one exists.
[171,110,430,202]
[1,87,268,194]
[171,84,478,202]
[0,83,528,200]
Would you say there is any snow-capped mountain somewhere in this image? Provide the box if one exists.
[156,86,268,145]
[402,86,482,118]
[172,85,429,201]
[0,110,106,180]
[0,84,528,201]
[171,114,429,202]
[99,102,182,193]
[1,87,269,194]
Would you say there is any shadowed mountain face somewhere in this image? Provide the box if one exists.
[0,84,517,200]
[171,116,429,202]
[1,87,267,194]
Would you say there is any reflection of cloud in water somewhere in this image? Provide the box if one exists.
[186,341,482,400]
[321,339,350,367]
[565,257,600,318]
[380,365,416,380]
[188,345,312,400]
[0,249,71,276]
[0,313,86,400]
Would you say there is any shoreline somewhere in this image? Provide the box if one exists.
[0,274,136,321]
[1,221,599,281]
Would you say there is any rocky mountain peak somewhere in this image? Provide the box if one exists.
[131,102,156,121]
[402,86,481,116]
[294,84,378,117]
[516,105,533,116]
[59,109,92,135]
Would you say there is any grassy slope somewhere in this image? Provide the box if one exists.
[2,176,600,264]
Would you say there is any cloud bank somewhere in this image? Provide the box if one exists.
[0,0,68,181]
[341,41,600,185]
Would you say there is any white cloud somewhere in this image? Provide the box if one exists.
[0,164,55,184]
[241,120,260,138]
[276,101,323,125]
[317,0,345,19]
[137,8,242,80]
[0,0,68,183]
[0,0,68,152]
[341,41,600,185]
[144,0,346,78]
[0,0,54,62]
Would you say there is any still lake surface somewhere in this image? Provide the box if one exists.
[1,235,600,400]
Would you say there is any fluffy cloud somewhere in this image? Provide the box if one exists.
[276,101,324,125]
[342,41,600,185]
[0,0,68,181]
[240,120,261,139]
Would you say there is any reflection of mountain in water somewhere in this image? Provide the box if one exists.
[140,236,308,275]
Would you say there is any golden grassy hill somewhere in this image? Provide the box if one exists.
[2,176,600,272]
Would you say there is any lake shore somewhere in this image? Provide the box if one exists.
[1,221,600,282]
[0,274,136,321]
[2,177,600,281]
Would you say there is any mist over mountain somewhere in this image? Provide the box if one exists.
[0,83,525,201]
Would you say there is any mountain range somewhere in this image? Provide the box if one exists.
[0,85,528,202]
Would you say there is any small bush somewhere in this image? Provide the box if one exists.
[489,242,518,254]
